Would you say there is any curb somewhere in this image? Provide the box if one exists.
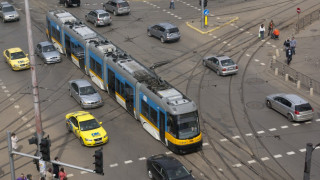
[186,17,239,34]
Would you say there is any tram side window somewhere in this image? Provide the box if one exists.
[141,100,149,120]
[51,27,61,43]
[96,63,102,78]
[90,57,96,72]
[167,115,176,137]
[115,78,120,93]
[120,82,124,97]
[150,107,158,126]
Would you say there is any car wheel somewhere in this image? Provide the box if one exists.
[160,37,165,43]
[80,138,85,146]
[216,70,221,76]
[113,11,117,16]
[147,169,153,179]
[66,123,72,132]
[266,100,272,108]
[94,21,98,27]
[147,30,152,37]
[203,60,207,67]
[287,114,294,122]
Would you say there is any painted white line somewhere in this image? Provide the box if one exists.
[139,157,146,160]
[174,15,178,17]
[250,33,253,36]
[4,90,9,93]
[124,160,133,164]
[198,9,201,11]
[110,163,118,167]
[315,146,320,150]
[269,128,277,131]
[26,124,31,128]
[254,59,260,62]
[257,131,265,134]
[216,17,220,20]
[266,42,271,45]
[217,38,221,41]
[203,142,209,146]
[232,163,242,168]
[232,136,240,139]
[235,26,238,28]
[7,94,11,97]
[163,9,166,11]
[80,171,88,174]
[190,5,194,8]
[209,33,213,36]
[274,154,282,158]
[10,98,15,101]
[286,151,295,155]
[239,28,244,31]
[22,116,28,121]
[248,160,256,164]
[223,41,227,44]
[292,123,300,126]
[261,39,265,42]
[170,13,174,15]
[230,23,234,26]
[2,86,6,89]
[18,111,23,115]
[218,168,223,171]
[213,36,217,38]
[245,133,253,136]
[246,54,251,57]
[261,157,269,161]
[305,121,312,124]
[260,63,265,66]
[165,151,173,155]
[67,174,73,177]
[272,45,276,48]
[29,128,35,133]
[228,44,231,46]
[178,17,182,19]
[220,138,228,142]
[92,3,97,5]
[246,31,250,33]
[157,6,160,8]
[281,125,288,129]
[186,3,190,5]
[299,148,306,152]
[14,105,20,109]
[316,119,320,122]
[167,11,170,14]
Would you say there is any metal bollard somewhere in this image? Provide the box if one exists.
[276,49,280,57]
[297,80,301,89]
[285,74,289,81]
[275,68,278,76]
[310,88,313,96]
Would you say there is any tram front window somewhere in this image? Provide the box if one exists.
[176,111,199,139]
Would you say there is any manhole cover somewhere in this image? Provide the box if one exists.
[310,29,318,32]
[246,78,265,85]
[246,101,264,110]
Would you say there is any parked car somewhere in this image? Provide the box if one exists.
[147,22,180,43]
[3,47,30,71]
[203,55,238,76]
[68,79,104,109]
[59,0,80,7]
[146,154,194,180]
[103,0,130,16]
[266,93,314,121]
[35,41,61,64]
[0,2,19,23]
[85,10,111,27]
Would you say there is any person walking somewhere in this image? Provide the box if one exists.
[53,157,60,180]
[268,20,274,36]
[58,168,67,180]
[290,36,297,55]
[26,174,32,180]
[286,47,293,65]
[259,24,265,39]
[283,37,290,50]
[169,0,175,9]
[11,133,19,150]
[45,168,53,180]
[16,173,27,180]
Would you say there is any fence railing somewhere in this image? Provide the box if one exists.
[296,9,320,32]
[270,60,320,95]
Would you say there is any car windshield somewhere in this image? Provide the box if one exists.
[168,28,179,33]
[79,86,97,95]
[79,119,100,131]
[119,2,129,7]
[99,13,109,18]
[167,166,191,180]
[42,45,56,52]
[3,6,15,13]
[220,59,235,66]
[295,103,312,112]
[11,52,26,60]
[177,111,199,139]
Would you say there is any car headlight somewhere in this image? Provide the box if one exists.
[83,101,89,105]
[98,99,103,103]
[14,64,19,67]
[85,138,92,142]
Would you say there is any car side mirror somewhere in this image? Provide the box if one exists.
[99,122,102,125]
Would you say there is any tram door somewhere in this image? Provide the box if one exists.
[65,35,71,58]
[125,83,134,116]
[108,69,116,98]
[160,111,166,144]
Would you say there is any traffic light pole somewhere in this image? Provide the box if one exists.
[201,0,204,29]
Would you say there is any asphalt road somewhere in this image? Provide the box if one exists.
[1,0,320,179]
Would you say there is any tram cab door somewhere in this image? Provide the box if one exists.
[125,83,134,116]
[108,69,116,98]
[65,35,71,58]
[159,111,166,144]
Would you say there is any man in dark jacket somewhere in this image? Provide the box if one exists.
[286,47,293,65]
[53,157,60,179]
[283,37,290,50]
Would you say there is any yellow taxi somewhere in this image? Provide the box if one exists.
[3,47,30,71]
[65,111,108,146]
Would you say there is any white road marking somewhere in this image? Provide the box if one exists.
[170,13,174,15]
[124,160,133,164]
[165,151,173,155]
[261,157,269,161]
[178,17,182,19]
[286,151,295,155]
[257,131,265,134]
[292,123,300,126]
[14,105,20,109]
[110,163,118,167]
[186,3,190,5]
[203,142,209,146]
[269,128,277,131]
[274,154,282,158]
[190,5,194,8]
[235,26,238,28]
[245,133,253,136]
[239,28,244,31]
[209,33,213,36]
[167,12,170,14]
[139,157,146,160]
[216,17,220,20]
[67,174,73,177]
[22,116,28,121]
[26,124,31,128]
[29,128,35,133]
[230,24,234,26]
[157,6,160,8]
[272,45,276,48]
[266,42,271,45]
[2,86,6,89]
[228,44,231,46]
[305,121,312,124]
[218,168,223,171]
[246,31,250,33]
[174,15,178,17]
[246,54,250,57]
[281,125,288,129]
[232,163,242,167]
[232,136,240,139]
[7,94,11,97]
[223,41,227,44]
[248,160,256,164]
[198,9,201,11]
[220,138,228,142]
[217,38,221,41]
[254,59,260,62]
[213,36,217,38]
[315,119,320,122]
[18,111,23,115]
[80,171,88,174]
[315,146,320,150]
[10,98,15,101]
[260,63,265,66]
[4,90,9,93]
[250,33,253,36]
[299,148,306,152]
[92,3,97,5]
[163,9,166,11]
[261,39,265,42]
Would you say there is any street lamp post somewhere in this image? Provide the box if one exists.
[303,143,320,180]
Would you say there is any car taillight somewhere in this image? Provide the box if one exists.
[294,110,300,115]
[222,68,226,71]
[236,66,238,69]
[312,108,314,112]
[97,18,100,21]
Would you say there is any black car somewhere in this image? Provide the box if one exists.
[146,154,194,180]
[59,0,80,7]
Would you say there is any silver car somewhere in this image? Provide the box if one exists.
[203,55,238,76]
[147,22,181,43]
[266,93,314,122]
[85,10,111,27]
[0,2,19,23]
[103,0,130,16]
[35,41,61,64]
[68,79,104,109]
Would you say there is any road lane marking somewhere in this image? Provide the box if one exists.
[232,136,240,139]
[80,171,88,174]
[281,125,288,129]
[257,131,265,134]
[7,94,11,97]
[254,59,260,62]
[261,157,269,161]
[316,119,320,122]
[260,63,265,66]
[14,105,20,109]
[220,138,228,142]
[245,133,253,136]
[305,121,311,124]
[274,154,282,158]
[299,148,306,152]
[269,128,277,131]
[292,123,300,126]
[18,111,23,115]
[286,151,295,155]
[2,86,6,89]
[10,98,15,101]
[165,151,173,155]
[203,142,209,146]
[67,174,73,177]
[124,160,133,164]
[110,163,118,167]
[246,54,250,57]
[248,160,256,164]
[4,90,9,93]
[232,163,242,167]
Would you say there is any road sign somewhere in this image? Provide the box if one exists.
[204,9,209,16]
[297,7,301,14]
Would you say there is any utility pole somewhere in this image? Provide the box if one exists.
[303,143,320,180]
[24,0,44,176]
[201,0,204,29]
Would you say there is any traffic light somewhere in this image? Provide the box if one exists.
[199,0,201,6]
[40,138,51,161]
[28,136,38,145]
[93,149,104,175]
[204,0,208,7]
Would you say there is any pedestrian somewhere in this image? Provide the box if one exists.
[290,36,297,55]
[268,20,274,36]
[283,37,290,50]
[39,177,45,180]
[45,168,53,180]
[259,24,265,39]
[16,173,27,180]
[52,157,60,180]
[58,168,67,180]
[11,133,19,150]
[286,47,293,65]
[26,174,32,180]
[169,0,175,9]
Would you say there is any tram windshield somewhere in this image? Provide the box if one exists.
[176,111,199,139]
